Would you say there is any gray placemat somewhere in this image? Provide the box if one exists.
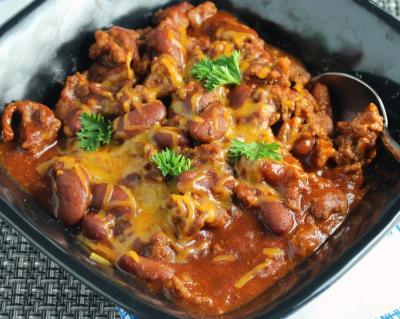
[0,219,117,319]
[0,1,399,319]
[377,0,400,15]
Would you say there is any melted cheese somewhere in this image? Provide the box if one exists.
[159,54,184,88]
[126,250,140,262]
[263,247,285,258]
[90,252,112,266]
[234,259,272,289]
[40,133,177,255]
[213,255,237,262]
[79,236,118,262]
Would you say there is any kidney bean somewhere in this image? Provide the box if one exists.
[189,103,230,143]
[152,127,188,149]
[81,213,115,241]
[228,83,252,109]
[258,200,295,235]
[91,183,136,217]
[50,162,91,226]
[113,101,166,140]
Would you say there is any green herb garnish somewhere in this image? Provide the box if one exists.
[152,148,192,177]
[229,139,282,163]
[191,50,242,91]
[76,113,113,152]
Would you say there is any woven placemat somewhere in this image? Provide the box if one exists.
[377,0,400,15]
[0,1,399,319]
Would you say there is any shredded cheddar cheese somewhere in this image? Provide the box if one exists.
[263,247,285,258]
[234,259,272,289]
[90,252,112,266]
[213,255,237,262]
[127,250,140,263]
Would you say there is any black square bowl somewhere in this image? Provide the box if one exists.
[0,1,399,318]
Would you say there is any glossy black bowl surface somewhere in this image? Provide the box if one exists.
[0,1,399,318]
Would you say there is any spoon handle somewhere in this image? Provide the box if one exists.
[382,128,400,162]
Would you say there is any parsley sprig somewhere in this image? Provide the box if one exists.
[229,139,282,163]
[191,50,242,91]
[152,148,192,177]
[76,113,113,152]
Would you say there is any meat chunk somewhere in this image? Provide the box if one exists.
[289,223,322,258]
[265,83,320,126]
[276,84,334,163]
[323,164,363,191]
[142,233,176,263]
[88,61,134,84]
[312,83,332,120]
[286,58,311,85]
[91,183,137,217]
[55,72,90,135]
[115,84,158,112]
[335,103,384,165]
[2,101,60,153]
[89,27,139,66]
[113,101,166,139]
[308,112,334,139]
[155,2,193,25]
[187,2,217,28]
[81,213,115,241]
[144,54,184,97]
[191,143,227,164]
[201,12,260,48]
[244,41,311,86]
[246,56,290,87]
[311,138,338,168]
[308,187,348,219]
[169,277,212,305]
[55,72,125,136]
[305,176,348,220]
[48,159,91,226]
[189,103,231,143]
[119,250,211,305]
[243,42,311,85]
[234,183,259,208]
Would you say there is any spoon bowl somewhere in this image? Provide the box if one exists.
[311,72,400,161]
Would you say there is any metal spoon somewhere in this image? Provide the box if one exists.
[311,72,400,161]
